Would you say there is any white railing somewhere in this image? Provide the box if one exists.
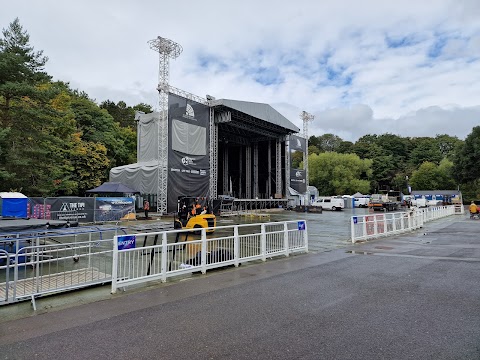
[6,238,114,309]
[0,250,10,303]
[111,220,308,293]
[0,228,120,307]
[351,206,457,243]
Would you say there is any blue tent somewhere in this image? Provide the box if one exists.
[0,192,28,218]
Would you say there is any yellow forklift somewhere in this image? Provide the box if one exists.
[173,196,216,233]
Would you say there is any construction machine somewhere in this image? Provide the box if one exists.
[174,196,216,233]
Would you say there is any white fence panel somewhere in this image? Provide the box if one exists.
[351,205,456,243]
[112,220,308,293]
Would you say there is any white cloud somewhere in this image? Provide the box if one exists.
[2,0,480,141]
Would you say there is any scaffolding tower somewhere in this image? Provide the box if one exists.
[300,111,314,205]
[148,36,182,214]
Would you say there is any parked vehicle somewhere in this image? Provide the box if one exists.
[353,197,370,208]
[311,196,345,211]
[410,196,427,208]
[368,191,401,212]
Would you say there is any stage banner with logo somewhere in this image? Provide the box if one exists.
[167,93,210,212]
[289,135,307,193]
[44,197,95,222]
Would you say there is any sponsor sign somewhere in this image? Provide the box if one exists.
[117,235,136,250]
[353,216,358,224]
[167,93,210,212]
[289,135,307,194]
[297,221,306,231]
[290,169,307,193]
[44,197,95,222]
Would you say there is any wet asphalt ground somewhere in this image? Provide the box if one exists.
[1,212,479,359]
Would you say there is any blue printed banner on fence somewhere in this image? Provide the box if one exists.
[117,235,136,250]
[297,221,306,231]
[353,216,358,224]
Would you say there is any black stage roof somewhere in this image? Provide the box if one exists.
[210,99,300,145]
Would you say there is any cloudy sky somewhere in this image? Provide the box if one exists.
[2,0,480,141]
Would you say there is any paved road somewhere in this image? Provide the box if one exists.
[1,216,479,359]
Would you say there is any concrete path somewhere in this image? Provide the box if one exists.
[1,215,479,359]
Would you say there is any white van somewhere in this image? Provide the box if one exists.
[353,197,370,208]
[311,196,345,211]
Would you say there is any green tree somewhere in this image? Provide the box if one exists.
[453,126,480,184]
[336,140,354,154]
[309,152,372,195]
[435,134,463,159]
[71,95,130,169]
[410,162,439,190]
[409,137,443,167]
[314,133,343,152]
[307,144,320,155]
[0,19,78,195]
[409,160,456,191]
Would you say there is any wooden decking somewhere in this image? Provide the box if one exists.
[0,267,110,302]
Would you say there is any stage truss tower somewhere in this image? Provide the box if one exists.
[148,36,183,214]
[300,111,314,204]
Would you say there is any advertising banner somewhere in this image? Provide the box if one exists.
[167,94,210,212]
[95,197,135,222]
[44,197,95,222]
[290,169,307,193]
[289,135,307,193]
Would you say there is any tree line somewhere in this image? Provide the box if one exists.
[293,129,480,200]
[1,19,479,201]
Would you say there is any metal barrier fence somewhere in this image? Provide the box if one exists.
[112,220,308,293]
[0,228,120,308]
[351,205,457,243]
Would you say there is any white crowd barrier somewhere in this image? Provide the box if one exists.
[351,205,457,243]
[111,220,308,293]
[0,227,121,308]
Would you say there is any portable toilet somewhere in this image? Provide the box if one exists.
[0,192,28,218]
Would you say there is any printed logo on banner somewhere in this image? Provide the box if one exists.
[295,171,302,177]
[181,156,195,166]
[117,235,136,250]
[353,216,358,224]
[183,104,195,119]
[297,221,306,231]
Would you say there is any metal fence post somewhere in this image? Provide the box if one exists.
[111,236,118,294]
[201,229,207,274]
[284,222,289,257]
[362,216,367,240]
[161,232,167,282]
[351,217,355,243]
[234,226,239,267]
[303,220,308,252]
[261,224,266,261]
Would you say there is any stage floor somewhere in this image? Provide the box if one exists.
[0,218,72,234]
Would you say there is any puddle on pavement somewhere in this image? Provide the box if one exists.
[346,250,374,255]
